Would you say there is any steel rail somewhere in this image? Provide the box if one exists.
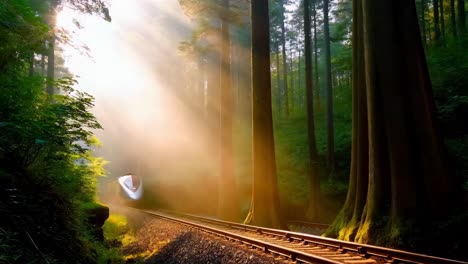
[145,209,467,264]
[288,220,330,230]
[140,209,342,264]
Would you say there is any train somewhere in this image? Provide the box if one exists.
[118,173,143,200]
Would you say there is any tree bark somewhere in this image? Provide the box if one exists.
[206,43,221,198]
[250,0,282,228]
[458,0,466,34]
[323,0,335,174]
[434,0,441,41]
[290,53,295,114]
[280,1,289,117]
[218,0,237,222]
[421,0,427,45]
[313,0,321,112]
[46,6,57,95]
[41,55,45,76]
[275,42,282,114]
[29,55,34,77]
[304,0,320,221]
[325,0,459,246]
[297,48,302,109]
[451,0,457,36]
[238,31,252,123]
[46,38,55,95]
[441,0,446,40]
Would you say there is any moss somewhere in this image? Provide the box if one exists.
[103,214,129,242]
[80,201,106,210]
[124,243,167,262]
[323,209,346,238]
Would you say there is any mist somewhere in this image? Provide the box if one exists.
[59,0,228,213]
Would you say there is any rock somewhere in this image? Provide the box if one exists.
[86,203,110,227]
[84,203,109,241]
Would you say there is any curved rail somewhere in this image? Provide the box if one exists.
[140,210,341,264]
[137,209,467,264]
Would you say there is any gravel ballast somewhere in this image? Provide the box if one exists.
[120,211,288,264]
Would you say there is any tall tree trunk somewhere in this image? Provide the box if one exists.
[275,42,282,114]
[441,0,446,40]
[249,0,282,229]
[297,48,302,109]
[313,0,321,112]
[238,33,252,124]
[197,56,207,115]
[218,0,237,222]
[421,0,428,45]
[459,0,466,34]
[29,55,34,77]
[47,38,55,95]
[46,6,57,95]
[323,0,335,174]
[280,1,289,117]
[206,47,221,197]
[41,55,45,76]
[451,0,457,36]
[233,43,240,110]
[304,0,320,221]
[289,53,295,114]
[297,26,303,110]
[434,0,441,41]
[238,27,253,185]
[325,0,459,246]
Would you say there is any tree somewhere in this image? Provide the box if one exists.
[270,1,285,115]
[41,0,111,94]
[0,1,110,261]
[218,0,238,221]
[450,0,457,37]
[179,0,242,219]
[274,37,283,113]
[323,0,335,174]
[178,30,210,114]
[303,0,320,221]
[440,0,446,40]
[421,0,428,44]
[279,0,290,117]
[459,0,466,34]
[46,11,56,94]
[312,0,321,112]
[434,0,441,41]
[325,0,460,247]
[247,0,282,228]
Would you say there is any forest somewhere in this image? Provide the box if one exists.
[1,0,467,263]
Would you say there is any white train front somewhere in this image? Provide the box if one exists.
[118,174,143,200]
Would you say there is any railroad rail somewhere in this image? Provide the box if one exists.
[134,208,467,264]
[287,220,330,230]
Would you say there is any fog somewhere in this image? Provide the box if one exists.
[58,0,233,213]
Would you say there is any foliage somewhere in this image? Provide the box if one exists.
[103,214,129,242]
[0,0,117,263]
[0,0,49,70]
[427,37,468,188]
[273,109,350,222]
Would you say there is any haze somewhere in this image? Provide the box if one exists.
[58,0,219,210]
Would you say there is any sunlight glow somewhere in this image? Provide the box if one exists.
[56,0,205,183]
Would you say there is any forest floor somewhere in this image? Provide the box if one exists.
[109,208,289,264]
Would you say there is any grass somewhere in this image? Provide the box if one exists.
[103,214,131,243]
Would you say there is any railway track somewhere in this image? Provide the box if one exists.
[135,208,467,264]
[287,220,330,230]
